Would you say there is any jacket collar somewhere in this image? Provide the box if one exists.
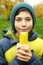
[29,31,38,41]
[3,29,38,43]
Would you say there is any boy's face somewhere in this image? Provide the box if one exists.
[15,11,33,34]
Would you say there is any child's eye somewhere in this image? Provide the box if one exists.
[26,18,31,21]
[16,18,22,21]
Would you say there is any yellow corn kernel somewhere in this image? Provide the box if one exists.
[19,32,28,45]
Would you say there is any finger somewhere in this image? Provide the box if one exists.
[21,46,30,52]
[17,49,32,57]
[17,56,30,62]
[17,43,21,49]
[17,52,31,61]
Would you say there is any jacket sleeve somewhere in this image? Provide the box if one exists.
[8,52,43,65]
[27,52,43,65]
[0,38,19,65]
[0,39,43,65]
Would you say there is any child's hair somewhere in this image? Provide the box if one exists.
[15,7,33,18]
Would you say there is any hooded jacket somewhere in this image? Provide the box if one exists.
[0,2,43,65]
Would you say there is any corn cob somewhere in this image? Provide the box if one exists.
[19,32,28,45]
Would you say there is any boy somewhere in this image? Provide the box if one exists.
[0,2,43,65]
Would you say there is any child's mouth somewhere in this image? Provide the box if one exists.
[20,29,27,32]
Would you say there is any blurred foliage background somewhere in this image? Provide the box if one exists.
[34,4,43,17]
[0,0,24,20]
[0,0,43,19]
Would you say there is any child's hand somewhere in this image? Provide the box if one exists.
[16,43,32,62]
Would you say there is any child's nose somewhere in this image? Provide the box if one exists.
[21,19,26,27]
